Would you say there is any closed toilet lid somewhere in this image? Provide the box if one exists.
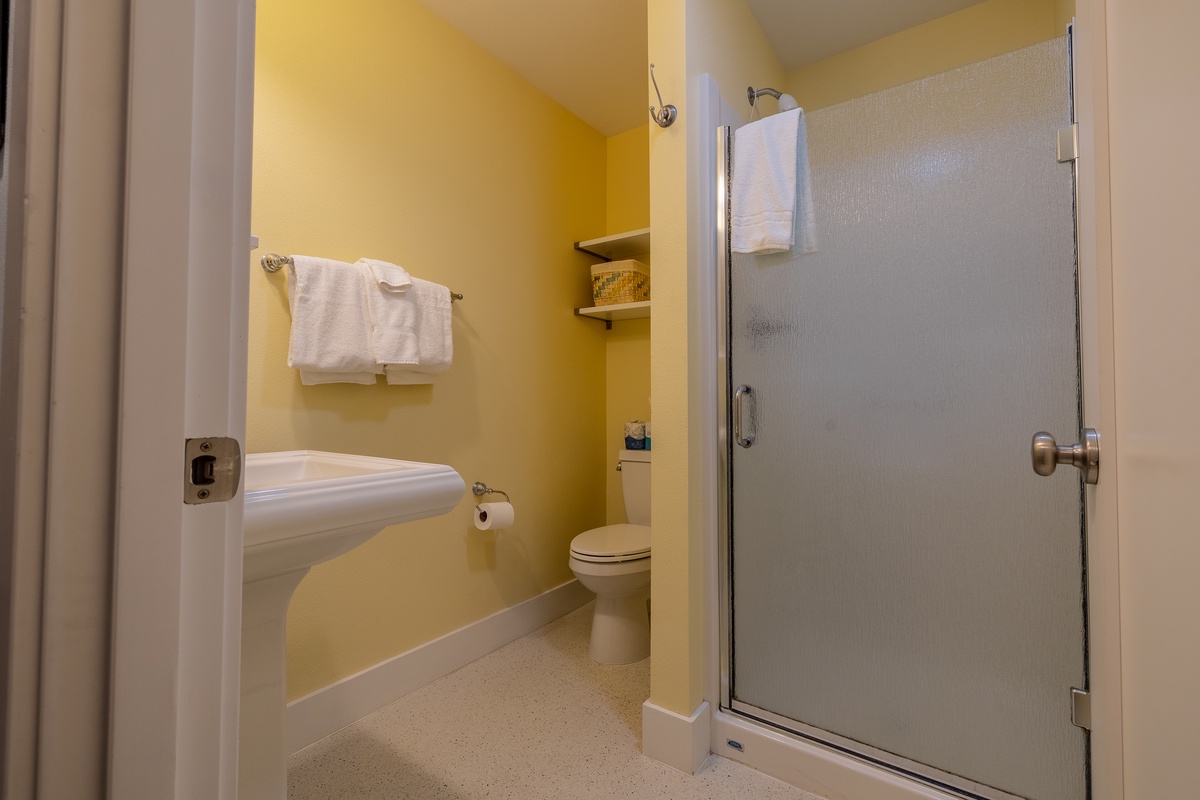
[570,524,651,562]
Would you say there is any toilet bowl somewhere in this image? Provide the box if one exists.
[569,449,651,664]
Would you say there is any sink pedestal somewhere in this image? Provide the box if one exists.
[238,451,465,800]
[239,568,309,800]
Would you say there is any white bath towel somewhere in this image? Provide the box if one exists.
[368,276,453,382]
[731,108,817,256]
[286,256,381,385]
[358,258,413,293]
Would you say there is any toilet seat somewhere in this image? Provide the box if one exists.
[569,523,650,563]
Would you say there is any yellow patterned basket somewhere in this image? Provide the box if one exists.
[590,260,650,306]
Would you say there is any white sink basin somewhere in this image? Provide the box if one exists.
[242,450,465,581]
[238,450,464,800]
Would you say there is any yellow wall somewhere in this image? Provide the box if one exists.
[647,0,692,716]
[604,126,651,523]
[786,0,1071,111]
[604,318,651,522]
[251,0,609,699]
[646,0,785,718]
[607,125,651,235]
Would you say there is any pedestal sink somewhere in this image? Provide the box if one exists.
[239,451,465,800]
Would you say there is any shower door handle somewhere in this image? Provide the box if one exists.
[734,385,757,448]
[1031,429,1100,485]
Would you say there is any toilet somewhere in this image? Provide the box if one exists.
[569,449,651,664]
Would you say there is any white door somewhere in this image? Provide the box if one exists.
[3,1,251,798]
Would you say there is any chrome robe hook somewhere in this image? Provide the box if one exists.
[649,64,677,128]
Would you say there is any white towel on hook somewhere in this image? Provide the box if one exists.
[731,108,817,256]
[367,277,454,384]
[358,258,413,293]
[286,256,381,385]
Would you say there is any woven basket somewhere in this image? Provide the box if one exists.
[590,260,650,306]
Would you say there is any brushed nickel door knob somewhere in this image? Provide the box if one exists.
[1031,429,1100,485]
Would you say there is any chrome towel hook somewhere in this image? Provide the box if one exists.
[649,64,677,128]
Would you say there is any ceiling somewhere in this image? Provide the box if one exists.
[745,0,983,70]
[418,0,648,137]
[419,0,983,137]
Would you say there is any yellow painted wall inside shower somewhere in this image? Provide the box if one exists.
[604,125,651,524]
[786,0,1075,112]
[250,0,609,700]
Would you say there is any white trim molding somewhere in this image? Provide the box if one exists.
[287,579,592,753]
[642,699,712,775]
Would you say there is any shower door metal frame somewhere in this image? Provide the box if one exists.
[714,41,1089,797]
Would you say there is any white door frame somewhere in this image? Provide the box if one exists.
[109,0,253,798]
[698,4,1124,799]
[2,0,252,797]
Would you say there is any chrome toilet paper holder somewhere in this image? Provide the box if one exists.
[472,482,510,503]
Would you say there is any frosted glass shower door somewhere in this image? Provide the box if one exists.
[725,40,1085,800]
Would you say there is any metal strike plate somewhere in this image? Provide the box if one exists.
[1057,124,1079,163]
[184,436,242,505]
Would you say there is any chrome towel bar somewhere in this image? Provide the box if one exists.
[260,253,463,302]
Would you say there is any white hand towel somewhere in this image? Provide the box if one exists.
[358,258,413,293]
[368,277,453,381]
[286,256,381,384]
[731,108,817,256]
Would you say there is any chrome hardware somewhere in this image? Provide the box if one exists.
[1057,124,1079,163]
[616,463,622,471]
[649,64,677,128]
[746,86,799,120]
[471,481,510,502]
[1070,688,1091,730]
[260,253,290,272]
[184,436,242,504]
[733,385,756,448]
[1031,428,1100,485]
[747,86,782,105]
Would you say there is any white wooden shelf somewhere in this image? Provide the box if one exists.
[574,227,651,261]
[574,301,651,329]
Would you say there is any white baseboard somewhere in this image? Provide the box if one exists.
[642,699,712,774]
[711,710,957,800]
[287,579,593,754]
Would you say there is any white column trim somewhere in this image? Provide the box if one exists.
[642,699,712,775]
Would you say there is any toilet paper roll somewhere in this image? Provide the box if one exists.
[474,502,515,531]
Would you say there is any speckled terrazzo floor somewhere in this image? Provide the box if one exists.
[288,602,826,800]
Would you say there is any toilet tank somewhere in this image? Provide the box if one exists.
[620,449,651,526]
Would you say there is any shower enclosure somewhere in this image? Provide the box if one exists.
[719,38,1088,800]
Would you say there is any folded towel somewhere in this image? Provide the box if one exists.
[286,256,381,384]
[358,258,413,293]
[731,108,817,256]
[369,277,453,380]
